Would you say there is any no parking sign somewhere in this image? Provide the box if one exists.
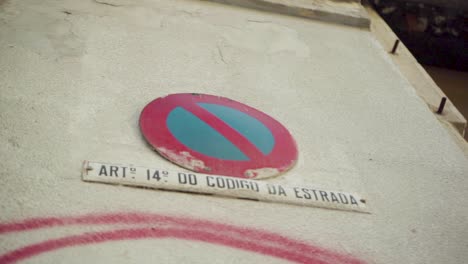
[139,93,298,179]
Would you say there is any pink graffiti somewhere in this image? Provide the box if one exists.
[0,213,365,264]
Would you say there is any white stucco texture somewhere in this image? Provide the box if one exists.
[1,0,467,263]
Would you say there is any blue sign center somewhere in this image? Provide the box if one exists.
[166,103,275,161]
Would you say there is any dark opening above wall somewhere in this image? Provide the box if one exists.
[370,0,468,71]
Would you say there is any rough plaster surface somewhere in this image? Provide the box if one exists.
[0,0,467,263]
[206,0,370,28]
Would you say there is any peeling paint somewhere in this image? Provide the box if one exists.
[244,168,280,179]
[140,94,297,178]
[156,147,210,172]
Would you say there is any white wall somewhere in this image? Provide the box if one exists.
[1,0,467,263]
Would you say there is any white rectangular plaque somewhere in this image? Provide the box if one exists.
[82,161,369,213]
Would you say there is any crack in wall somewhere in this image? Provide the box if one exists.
[93,0,122,7]
[216,45,227,64]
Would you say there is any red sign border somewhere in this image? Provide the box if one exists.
[139,93,298,178]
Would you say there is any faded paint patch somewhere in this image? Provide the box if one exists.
[156,147,210,172]
[244,167,279,179]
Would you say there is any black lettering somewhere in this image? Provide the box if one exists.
[238,180,244,188]
[241,180,250,190]
[245,180,252,189]
[311,189,319,200]
[188,174,197,185]
[234,179,240,188]
[109,166,119,177]
[330,192,339,203]
[226,178,235,189]
[152,170,161,181]
[267,184,276,195]
[301,188,311,199]
[110,166,119,177]
[319,191,330,202]
[251,182,259,192]
[293,187,302,198]
[206,176,215,187]
[338,193,349,204]
[216,177,225,188]
[121,167,127,178]
[98,165,108,176]
[178,173,187,184]
[277,186,287,196]
[350,195,359,205]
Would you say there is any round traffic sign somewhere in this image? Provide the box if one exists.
[139,93,297,179]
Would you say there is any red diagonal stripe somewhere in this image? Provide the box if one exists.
[180,102,264,161]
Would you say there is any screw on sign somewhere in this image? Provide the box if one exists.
[139,93,298,179]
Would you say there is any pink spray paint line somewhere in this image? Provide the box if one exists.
[0,213,365,264]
